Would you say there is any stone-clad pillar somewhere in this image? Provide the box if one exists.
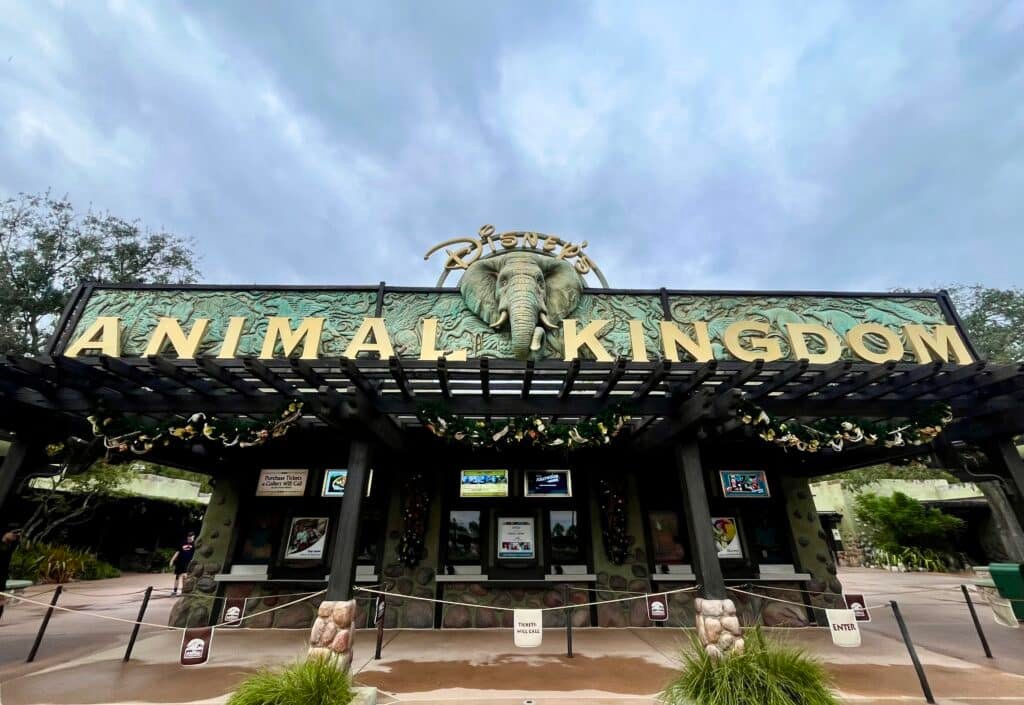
[695,597,744,659]
[308,439,371,670]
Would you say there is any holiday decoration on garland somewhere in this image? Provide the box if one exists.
[738,401,953,453]
[88,401,304,455]
[418,403,631,450]
[597,474,632,565]
[396,472,431,567]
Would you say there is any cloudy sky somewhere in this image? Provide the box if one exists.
[1,1,1022,291]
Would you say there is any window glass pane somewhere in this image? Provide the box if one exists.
[447,510,481,562]
[356,518,382,563]
[549,510,583,563]
[237,510,283,564]
[649,510,686,563]
[751,516,791,563]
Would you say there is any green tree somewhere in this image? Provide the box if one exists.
[946,285,1024,363]
[0,191,199,354]
[854,491,964,553]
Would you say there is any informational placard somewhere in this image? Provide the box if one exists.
[180,626,214,666]
[524,469,572,497]
[513,609,543,647]
[284,517,328,560]
[220,598,246,627]
[460,469,509,498]
[497,517,535,559]
[719,470,770,498]
[646,593,669,622]
[844,594,871,622]
[712,517,743,558]
[826,609,861,647]
[322,469,348,497]
[979,586,1020,628]
[256,469,308,497]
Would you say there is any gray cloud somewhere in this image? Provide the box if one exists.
[1,1,1022,292]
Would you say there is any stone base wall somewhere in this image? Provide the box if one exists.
[218,582,371,630]
[441,582,592,628]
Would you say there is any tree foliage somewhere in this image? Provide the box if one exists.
[854,491,964,553]
[0,191,199,354]
[946,285,1024,363]
[818,463,958,494]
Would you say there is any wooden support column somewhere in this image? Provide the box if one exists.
[326,439,372,601]
[983,438,1024,530]
[674,440,725,599]
[0,439,35,522]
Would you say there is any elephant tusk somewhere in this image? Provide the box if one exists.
[539,311,558,330]
[489,310,508,329]
[530,326,545,352]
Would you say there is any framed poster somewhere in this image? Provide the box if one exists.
[497,517,535,559]
[524,470,572,497]
[719,470,770,498]
[256,469,308,497]
[322,469,348,497]
[460,469,509,498]
[712,517,743,558]
[284,517,329,560]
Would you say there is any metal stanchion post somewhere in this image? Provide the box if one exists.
[564,585,573,658]
[27,584,62,663]
[960,584,993,658]
[374,595,386,660]
[124,586,154,663]
[890,600,935,704]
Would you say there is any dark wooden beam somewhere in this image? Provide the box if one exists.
[389,356,414,400]
[147,357,217,396]
[559,358,581,400]
[100,355,179,395]
[673,360,719,398]
[675,440,726,598]
[54,356,137,396]
[480,357,491,400]
[521,360,534,399]
[717,360,763,393]
[290,358,330,390]
[630,360,671,402]
[340,357,378,398]
[196,357,261,397]
[858,361,942,400]
[243,357,298,397]
[325,439,372,600]
[437,358,451,399]
[594,356,627,400]
[746,359,808,400]
[636,388,743,450]
[908,361,985,399]
[817,361,896,401]
[780,360,853,400]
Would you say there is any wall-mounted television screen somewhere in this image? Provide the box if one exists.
[460,469,509,498]
[524,469,572,497]
[719,470,770,498]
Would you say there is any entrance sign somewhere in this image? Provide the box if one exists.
[720,471,770,498]
[497,517,535,559]
[524,470,572,498]
[646,594,669,622]
[180,626,214,665]
[844,594,871,622]
[256,469,307,497]
[221,598,246,627]
[460,469,509,498]
[712,517,743,558]
[284,517,328,560]
[514,609,543,647]
[826,609,862,647]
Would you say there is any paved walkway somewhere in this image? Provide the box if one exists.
[1,569,1021,704]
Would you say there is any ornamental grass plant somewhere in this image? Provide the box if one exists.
[227,655,354,705]
[662,629,839,705]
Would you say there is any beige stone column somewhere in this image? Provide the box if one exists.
[308,599,356,671]
[695,597,744,659]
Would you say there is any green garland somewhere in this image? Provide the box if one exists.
[418,403,631,450]
[89,401,304,455]
[738,401,953,453]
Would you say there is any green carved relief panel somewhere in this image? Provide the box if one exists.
[668,295,948,362]
[70,288,377,356]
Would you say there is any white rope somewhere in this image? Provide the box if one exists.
[726,585,890,612]
[354,585,700,612]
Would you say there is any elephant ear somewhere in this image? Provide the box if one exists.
[539,257,584,324]
[459,257,501,326]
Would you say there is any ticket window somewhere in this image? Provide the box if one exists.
[647,509,692,577]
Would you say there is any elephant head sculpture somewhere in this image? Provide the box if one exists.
[459,251,584,360]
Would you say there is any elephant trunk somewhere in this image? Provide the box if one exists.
[506,275,542,360]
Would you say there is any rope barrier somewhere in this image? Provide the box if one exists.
[726,585,891,612]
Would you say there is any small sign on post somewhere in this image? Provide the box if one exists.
[826,609,861,647]
[844,594,871,622]
[221,598,246,627]
[514,609,543,648]
[646,594,669,622]
[180,626,214,666]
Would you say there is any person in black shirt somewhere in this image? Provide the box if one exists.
[169,531,196,596]
[0,525,22,621]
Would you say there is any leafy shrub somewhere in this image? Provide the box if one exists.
[228,655,354,705]
[662,629,839,705]
[9,543,120,583]
[854,492,965,570]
